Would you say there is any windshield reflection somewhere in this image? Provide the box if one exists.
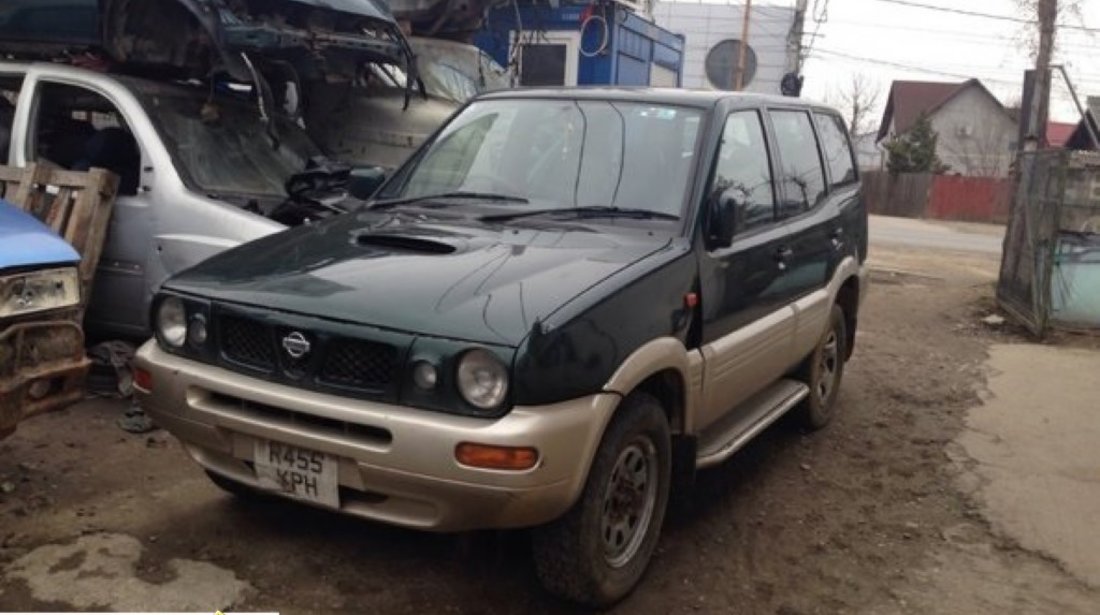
[384,99,702,218]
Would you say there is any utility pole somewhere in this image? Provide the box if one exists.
[735,0,752,90]
[1025,0,1057,151]
[786,0,809,75]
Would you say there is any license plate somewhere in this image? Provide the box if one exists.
[254,440,339,508]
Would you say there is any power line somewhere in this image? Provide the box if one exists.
[825,18,1100,50]
[810,48,1094,104]
[870,0,1099,33]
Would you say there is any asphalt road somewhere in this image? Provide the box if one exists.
[869,215,1005,254]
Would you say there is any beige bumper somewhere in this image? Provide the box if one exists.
[133,341,617,532]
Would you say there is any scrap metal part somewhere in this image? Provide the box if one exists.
[0,317,90,439]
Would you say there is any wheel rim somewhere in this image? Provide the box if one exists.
[600,437,659,569]
[816,330,840,402]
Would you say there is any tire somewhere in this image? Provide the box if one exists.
[532,392,671,608]
[793,304,848,430]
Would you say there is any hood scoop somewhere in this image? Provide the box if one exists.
[355,233,457,254]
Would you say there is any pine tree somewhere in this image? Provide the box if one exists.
[884,113,950,174]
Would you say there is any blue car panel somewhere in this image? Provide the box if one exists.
[0,199,80,270]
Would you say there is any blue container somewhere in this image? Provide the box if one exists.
[475,3,685,88]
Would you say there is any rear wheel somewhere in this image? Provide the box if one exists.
[793,304,848,430]
[532,392,671,607]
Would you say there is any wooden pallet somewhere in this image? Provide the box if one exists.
[0,164,119,307]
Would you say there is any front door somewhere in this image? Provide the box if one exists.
[697,109,796,431]
[22,79,150,338]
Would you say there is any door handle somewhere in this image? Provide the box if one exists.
[775,246,794,272]
[830,228,845,251]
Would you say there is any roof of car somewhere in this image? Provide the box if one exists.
[477,87,831,111]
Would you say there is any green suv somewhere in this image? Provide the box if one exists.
[135,88,868,607]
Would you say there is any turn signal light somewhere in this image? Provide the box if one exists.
[455,443,539,471]
[133,367,153,392]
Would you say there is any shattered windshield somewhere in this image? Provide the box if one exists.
[135,85,321,197]
[383,99,702,217]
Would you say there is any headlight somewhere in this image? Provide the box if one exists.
[456,349,509,410]
[156,296,187,348]
[0,267,80,318]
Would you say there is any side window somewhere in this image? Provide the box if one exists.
[31,83,141,195]
[0,76,22,162]
[710,110,776,233]
[768,109,826,218]
[815,112,857,187]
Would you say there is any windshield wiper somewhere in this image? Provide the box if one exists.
[371,191,529,210]
[481,206,680,223]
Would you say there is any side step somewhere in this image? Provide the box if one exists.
[695,379,809,469]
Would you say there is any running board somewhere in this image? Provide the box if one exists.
[695,379,810,469]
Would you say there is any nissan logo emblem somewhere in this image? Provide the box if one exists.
[281,331,311,359]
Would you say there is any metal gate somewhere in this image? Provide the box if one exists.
[998,151,1100,335]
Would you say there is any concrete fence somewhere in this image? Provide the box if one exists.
[862,171,1013,224]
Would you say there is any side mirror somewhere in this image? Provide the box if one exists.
[348,167,387,200]
[707,191,737,249]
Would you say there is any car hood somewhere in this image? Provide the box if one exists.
[165,211,672,346]
[0,201,80,270]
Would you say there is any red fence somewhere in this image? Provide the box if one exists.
[863,171,1012,224]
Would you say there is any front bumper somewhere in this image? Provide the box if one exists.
[134,341,617,532]
[0,319,89,438]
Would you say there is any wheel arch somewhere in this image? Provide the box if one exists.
[836,275,860,360]
[602,337,699,434]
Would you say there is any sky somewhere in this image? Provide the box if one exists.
[693,0,1100,126]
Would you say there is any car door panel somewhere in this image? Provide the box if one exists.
[696,109,796,432]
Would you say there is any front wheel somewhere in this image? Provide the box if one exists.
[532,392,671,607]
[793,303,848,430]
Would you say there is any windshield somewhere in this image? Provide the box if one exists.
[135,85,321,197]
[382,99,702,217]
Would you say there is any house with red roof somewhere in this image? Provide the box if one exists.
[1047,121,1077,149]
[876,79,1018,177]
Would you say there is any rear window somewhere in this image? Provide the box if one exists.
[769,109,826,218]
[815,112,857,187]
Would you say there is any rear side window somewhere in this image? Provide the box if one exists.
[710,110,775,233]
[815,112,857,187]
[768,109,826,218]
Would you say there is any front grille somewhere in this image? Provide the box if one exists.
[319,339,397,390]
[212,308,402,400]
[221,315,275,369]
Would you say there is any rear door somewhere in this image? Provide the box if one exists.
[767,107,859,363]
[697,108,796,430]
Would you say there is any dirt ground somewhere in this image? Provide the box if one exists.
[1,241,1098,614]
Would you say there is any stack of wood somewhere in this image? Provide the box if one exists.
[0,164,118,312]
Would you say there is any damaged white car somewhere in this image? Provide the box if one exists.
[0,0,508,339]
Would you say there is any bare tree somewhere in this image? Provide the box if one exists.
[1014,0,1085,58]
[828,74,882,137]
